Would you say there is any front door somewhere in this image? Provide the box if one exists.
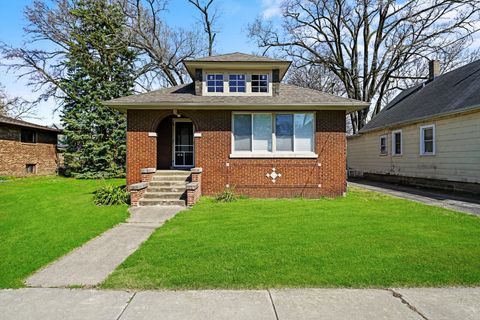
[173,119,194,168]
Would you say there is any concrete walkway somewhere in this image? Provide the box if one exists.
[349,180,480,215]
[26,206,185,288]
[0,287,478,320]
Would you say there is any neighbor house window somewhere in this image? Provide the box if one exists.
[251,74,268,92]
[229,74,246,92]
[420,125,435,155]
[232,112,315,155]
[380,135,387,155]
[392,130,402,155]
[206,74,224,92]
[21,129,36,143]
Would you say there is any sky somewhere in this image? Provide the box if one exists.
[0,0,283,125]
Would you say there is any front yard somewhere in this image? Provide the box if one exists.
[0,176,128,288]
[102,187,480,289]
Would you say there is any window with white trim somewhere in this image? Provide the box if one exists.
[379,135,387,155]
[420,125,435,155]
[251,74,268,92]
[206,74,224,92]
[229,74,246,92]
[232,112,315,155]
[392,130,402,155]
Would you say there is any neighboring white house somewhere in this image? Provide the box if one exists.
[347,60,480,195]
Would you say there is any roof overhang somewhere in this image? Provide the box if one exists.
[358,104,480,134]
[0,120,62,133]
[183,61,292,81]
[104,101,369,114]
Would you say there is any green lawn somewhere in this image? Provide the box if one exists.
[102,187,480,289]
[0,176,128,288]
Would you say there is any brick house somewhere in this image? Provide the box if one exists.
[0,115,61,176]
[104,53,368,206]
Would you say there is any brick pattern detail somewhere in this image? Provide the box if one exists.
[130,188,146,206]
[187,187,201,206]
[0,125,59,176]
[187,169,202,206]
[141,172,155,183]
[126,109,347,198]
[126,110,171,185]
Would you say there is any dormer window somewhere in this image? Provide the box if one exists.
[252,74,268,93]
[207,74,224,92]
[229,74,246,92]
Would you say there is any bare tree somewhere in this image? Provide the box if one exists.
[0,84,37,119]
[0,0,76,105]
[0,0,207,106]
[120,0,205,88]
[287,63,345,93]
[188,0,219,56]
[249,0,480,133]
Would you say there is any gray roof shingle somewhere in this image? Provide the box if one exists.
[104,83,368,109]
[0,115,61,132]
[360,59,480,133]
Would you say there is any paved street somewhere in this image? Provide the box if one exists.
[1,287,479,320]
[349,180,480,215]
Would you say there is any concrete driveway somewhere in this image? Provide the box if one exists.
[349,180,480,215]
[1,287,479,320]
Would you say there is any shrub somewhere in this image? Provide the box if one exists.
[93,184,130,206]
[214,187,240,202]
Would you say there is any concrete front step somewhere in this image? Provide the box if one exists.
[147,186,186,193]
[155,170,191,176]
[148,181,188,187]
[139,199,186,206]
[151,176,189,182]
[143,192,185,199]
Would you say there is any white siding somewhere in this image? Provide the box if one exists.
[347,111,480,184]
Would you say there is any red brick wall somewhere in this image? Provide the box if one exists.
[0,125,59,176]
[126,110,170,185]
[126,109,347,197]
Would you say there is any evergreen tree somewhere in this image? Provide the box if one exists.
[61,0,134,178]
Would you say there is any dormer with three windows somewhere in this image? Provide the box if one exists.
[183,52,291,97]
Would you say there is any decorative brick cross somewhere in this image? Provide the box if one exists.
[266,168,282,183]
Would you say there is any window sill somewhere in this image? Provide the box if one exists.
[420,153,435,156]
[229,152,318,159]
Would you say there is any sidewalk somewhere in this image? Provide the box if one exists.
[0,287,478,320]
[349,180,480,215]
[26,206,184,287]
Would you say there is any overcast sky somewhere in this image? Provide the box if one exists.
[0,0,282,125]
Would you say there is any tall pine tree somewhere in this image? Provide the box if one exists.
[61,0,134,178]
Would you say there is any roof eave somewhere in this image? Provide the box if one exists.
[105,101,368,114]
[0,121,62,133]
[359,104,480,134]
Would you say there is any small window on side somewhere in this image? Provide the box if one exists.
[420,125,435,155]
[380,135,387,155]
[26,164,36,174]
[21,129,36,143]
[392,130,402,155]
